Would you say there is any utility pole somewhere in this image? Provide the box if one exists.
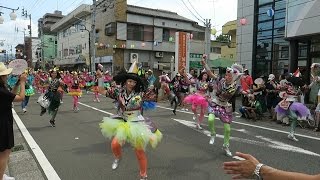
[22,8,32,67]
[91,0,97,72]
[204,19,211,63]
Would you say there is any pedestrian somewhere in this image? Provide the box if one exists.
[98,61,162,180]
[223,152,320,180]
[0,62,27,180]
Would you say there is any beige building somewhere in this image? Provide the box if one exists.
[221,20,237,62]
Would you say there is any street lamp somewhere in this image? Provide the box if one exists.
[71,24,92,72]
[0,6,19,24]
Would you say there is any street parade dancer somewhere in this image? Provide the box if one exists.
[275,71,312,142]
[21,68,35,113]
[184,70,209,129]
[92,64,104,102]
[68,72,82,112]
[201,56,243,157]
[38,68,63,127]
[99,62,162,180]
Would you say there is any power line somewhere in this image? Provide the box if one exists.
[179,0,205,23]
[185,0,204,20]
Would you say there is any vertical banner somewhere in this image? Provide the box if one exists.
[175,32,190,75]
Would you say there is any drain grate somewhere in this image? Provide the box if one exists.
[11,144,24,152]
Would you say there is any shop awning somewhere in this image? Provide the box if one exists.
[208,58,235,68]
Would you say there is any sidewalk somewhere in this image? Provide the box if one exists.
[6,120,45,180]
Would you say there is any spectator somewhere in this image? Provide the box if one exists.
[240,69,253,106]
[265,74,279,120]
[0,62,27,180]
[239,94,262,120]
[223,152,320,180]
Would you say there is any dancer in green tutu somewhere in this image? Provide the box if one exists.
[22,68,35,113]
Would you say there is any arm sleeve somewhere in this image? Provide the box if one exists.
[0,88,16,104]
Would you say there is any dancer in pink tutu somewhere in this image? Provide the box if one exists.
[184,70,209,129]
[68,72,82,112]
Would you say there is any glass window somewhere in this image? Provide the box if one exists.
[273,28,285,37]
[255,61,272,77]
[163,28,170,41]
[143,26,153,41]
[127,24,144,41]
[275,1,286,10]
[257,30,273,39]
[258,20,273,31]
[192,31,205,41]
[258,13,273,22]
[274,19,285,28]
[257,38,272,51]
[259,5,273,14]
[273,38,289,46]
[274,9,286,19]
[259,0,273,5]
[256,51,272,61]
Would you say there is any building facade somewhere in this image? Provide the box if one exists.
[285,0,320,80]
[237,0,320,79]
[51,4,91,70]
[94,0,205,75]
[221,20,237,61]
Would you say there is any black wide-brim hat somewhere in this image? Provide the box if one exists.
[113,61,145,92]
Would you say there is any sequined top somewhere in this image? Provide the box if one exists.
[197,81,209,93]
[106,87,156,111]
[48,78,61,91]
[215,78,237,102]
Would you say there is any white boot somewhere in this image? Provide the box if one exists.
[288,133,299,142]
[112,159,120,170]
[222,144,232,157]
[209,134,216,145]
[3,174,15,180]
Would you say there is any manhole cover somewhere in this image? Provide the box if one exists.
[11,145,24,152]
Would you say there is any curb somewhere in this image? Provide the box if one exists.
[8,118,46,180]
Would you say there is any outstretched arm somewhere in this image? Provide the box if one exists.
[201,58,217,79]
[224,152,320,180]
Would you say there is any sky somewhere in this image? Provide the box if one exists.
[0,0,238,53]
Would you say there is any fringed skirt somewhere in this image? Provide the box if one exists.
[184,93,208,108]
[99,112,162,150]
[275,102,311,120]
[69,88,82,96]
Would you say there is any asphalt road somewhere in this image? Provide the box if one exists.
[14,93,320,180]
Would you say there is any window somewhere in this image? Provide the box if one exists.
[192,31,205,41]
[105,22,116,36]
[163,29,170,41]
[259,0,273,5]
[258,20,273,31]
[127,24,153,41]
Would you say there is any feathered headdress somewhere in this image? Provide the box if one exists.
[226,64,243,82]
[311,63,320,78]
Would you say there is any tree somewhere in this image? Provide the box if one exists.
[216,34,230,43]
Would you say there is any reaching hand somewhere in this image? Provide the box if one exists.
[19,73,27,83]
[223,152,260,179]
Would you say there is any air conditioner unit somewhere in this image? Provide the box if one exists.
[130,53,139,63]
[49,38,53,42]
[155,52,163,58]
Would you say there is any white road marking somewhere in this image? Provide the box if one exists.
[12,109,61,180]
[77,102,320,158]
[79,102,113,115]
[157,105,320,141]
[172,118,320,157]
